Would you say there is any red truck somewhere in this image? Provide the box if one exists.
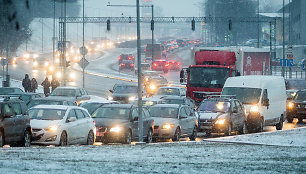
[180,47,270,103]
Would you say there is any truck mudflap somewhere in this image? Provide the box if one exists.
[246,112,263,132]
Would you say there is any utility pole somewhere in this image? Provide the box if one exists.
[53,0,55,64]
[151,5,154,66]
[82,0,85,88]
[282,0,285,77]
[257,0,260,48]
[41,18,44,54]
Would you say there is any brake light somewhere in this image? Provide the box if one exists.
[144,49,146,52]
[165,63,170,67]
[121,63,126,66]
[177,63,180,66]
[153,63,157,67]
[130,64,134,67]
[118,57,121,60]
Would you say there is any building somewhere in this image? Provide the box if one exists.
[290,0,306,45]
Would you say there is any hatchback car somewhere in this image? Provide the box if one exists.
[48,87,90,105]
[92,104,154,144]
[287,90,306,123]
[29,105,95,146]
[27,98,76,109]
[197,98,246,136]
[108,84,138,103]
[149,104,198,141]
[0,97,31,147]
[162,96,196,110]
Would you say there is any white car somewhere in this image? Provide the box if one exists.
[29,105,96,146]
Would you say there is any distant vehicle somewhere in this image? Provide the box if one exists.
[145,76,168,95]
[168,59,181,71]
[197,97,246,136]
[22,51,39,61]
[152,59,169,73]
[7,57,17,65]
[29,105,95,146]
[118,54,135,65]
[133,97,165,106]
[287,90,306,123]
[145,44,165,60]
[0,87,24,95]
[152,87,186,99]
[0,97,31,147]
[285,79,306,91]
[108,84,138,103]
[222,76,286,133]
[119,60,135,71]
[92,104,154,144]
[162,96,195,110]
[142,71,159,83]
[27,97,77,109]
[135,63,151,74]
[79,99,118,115]
[149,104,198,141]
[33,57,50,70]
[48,87,90,105]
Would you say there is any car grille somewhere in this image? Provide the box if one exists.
[154,126,159,129]
[297,104,306,109]
[97,127,107,132]
[32,133,44,141]
[199,119,213,126]
[32,129,42,132]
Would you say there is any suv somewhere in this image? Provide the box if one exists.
[287,90,306,123]
[197,97,246,136]
[0,97,32,147]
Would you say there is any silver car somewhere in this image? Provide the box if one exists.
[149,104,198,141]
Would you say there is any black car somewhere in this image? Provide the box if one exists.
[0,97,32,147]
[162,96,196,110]
[108,84,138,104]
[197,97,246,136]
[27,97,76,109]
[79,100,118,115]
[92,104,154,144]
[0,87,24,95]
[18,93,42,105]
[287,90,306,123]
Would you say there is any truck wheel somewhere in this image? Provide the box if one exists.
[257,119,264,132]
[123,131,132,144]
[276,117,283,130]
[145,129,153,143]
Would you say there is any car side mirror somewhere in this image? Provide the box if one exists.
[262,98,269,107]
[67,117,77,122]
[109,89,114,93]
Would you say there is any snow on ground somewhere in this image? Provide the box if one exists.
[205,127,306,147]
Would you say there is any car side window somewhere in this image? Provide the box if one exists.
[80,89,86,95]
[66,101,75,106]
[179,107,188,117]
[235,101,243,112]
[4,104,14,117]
[132,109,138,118]
[11,103,22,115]
[67,109,76,119]
[231,101,238,113]
[75,109,85,119]
[76,90,82,97]
[143,108,150,118]
[81,110,90,118]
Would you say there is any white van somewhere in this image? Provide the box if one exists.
[221,76,286,132]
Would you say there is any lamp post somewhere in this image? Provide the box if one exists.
[282,0,285,77]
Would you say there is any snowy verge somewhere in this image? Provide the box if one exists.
[204,127,306,147]
[0,77,44,93]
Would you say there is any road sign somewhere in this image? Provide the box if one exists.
[79,46,88,56]
[1,58,7,66]
[78,58,89,69]
[280,59,293,67]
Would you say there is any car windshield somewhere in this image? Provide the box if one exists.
[197,101,230,113]
[51,89,76,97]
[294,91,306,101]
[29,108,66,120]
[149,107,178,118]
[114,86,137,93]
[28,100,62,109]
[222,87,262,104]
[155,88,180,96]
[163,99,184,105]
[189,67,230,88]
[286,80,306,90]
[0,88,23,94]
[80,103,103,115]
[92,107,130,119]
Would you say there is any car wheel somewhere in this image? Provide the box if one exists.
[225,123,232,136]
[189,126,197,141]
[258,119,264,132]
[172,128,180,142]
[124,131,132,144]
[238,122,247,134]
[298,117,303,123]
[87,130,95,145]
[145,129,153,143]
[276,117,283,130]
[287,117,293,123]
[0,131,4,147]
[204,131,211,137]
[23,130,31,147]
[59,132,67,146]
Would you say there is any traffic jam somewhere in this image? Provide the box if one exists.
[1,37,305,148]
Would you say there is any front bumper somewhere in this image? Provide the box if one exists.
[31,128,60,145]
[95,127,125,143]
[153,125,175,139]
[198,121,227,133]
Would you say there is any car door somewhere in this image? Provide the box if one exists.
[65,109,79,144]
[74,109,88,143]
[142,108,153,137]
[235,101,246,129]
[230,101,240,130]
[185,107,196,133]
[131,108,139,139]
[11,102,26,140]
[178,107,189,135]
[2,103,17,142]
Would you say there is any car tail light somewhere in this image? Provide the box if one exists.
[153,63,157,67]
[165,63,170,67]
[177,63,180,66]
[118,57,121,60]
[144,49,146,52]
[121,63,125,66]
[130,64,134,67]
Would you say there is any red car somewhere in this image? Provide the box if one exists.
[168,60,181,71]
[152,59,169,73]
[119,60,135,71]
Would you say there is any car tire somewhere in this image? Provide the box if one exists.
[0,131,4,147]
[276,117,283,130]
[238,122,247,134]
[189,126,197,141]
[59,132,67,146]
[298,117,303,123]
[123,131,132,144]
[258,119,264,132]
[23,130,31,147]
[287,117,293,123]
[225,123,232,136]
[87,130,95,145]
[204,131,211,137]
[145,129,153,144]
[172,128,180,142]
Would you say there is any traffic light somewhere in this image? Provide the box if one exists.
[229,19,232,31]
[151,20,154,31]
[191,19,195,31]
[107,19,110,31]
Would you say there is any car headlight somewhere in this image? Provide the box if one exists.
[215,119,226,125]
[250,105,259,112]
[56,71,62,79]
[110,127,121,133]
[46,125,58,132]
[44,62,49,67]
[33,61,38,66]
[150,84,156,90]
[288,102,294,109]
[108,96,113,100]
[49,66,55,72]
[128,96,136,101]
[162,123,174,129]
[70,72,76,79]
